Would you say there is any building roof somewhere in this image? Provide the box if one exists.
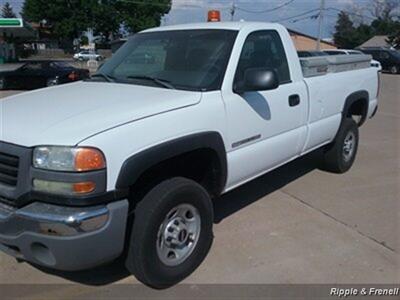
[359,35,389,48]
[287,27,336,47]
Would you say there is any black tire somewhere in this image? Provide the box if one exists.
[125,177,214,289]
[321,118,359,173]
[390,65,399,74]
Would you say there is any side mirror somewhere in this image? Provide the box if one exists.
[234,68,279,94]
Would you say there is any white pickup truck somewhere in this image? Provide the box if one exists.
[0,22,379,288]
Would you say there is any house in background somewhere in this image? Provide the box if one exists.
[288,28,337,50]
[359,35,390,48]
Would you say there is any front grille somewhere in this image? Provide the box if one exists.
[0,152,19,186]
[0,142,31,206]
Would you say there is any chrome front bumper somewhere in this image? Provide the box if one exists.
[0,199,128,271]
[0,201,110,237]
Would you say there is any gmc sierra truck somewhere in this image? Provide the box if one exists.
[0,22,379,288]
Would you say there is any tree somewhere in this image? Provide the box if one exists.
[386,23,400,49]
[369,0,399,21]
[334,11,358,48]
[2,2,17,18]
[22,0,93,52]
[114,0,171,33]
[334,4,400,49]
[22,0,171,50]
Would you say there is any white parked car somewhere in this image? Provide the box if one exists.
[324,49,382,71]
[73,50,103,61]
[0,22,379,288]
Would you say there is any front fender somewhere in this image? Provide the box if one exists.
[115,131,227,194]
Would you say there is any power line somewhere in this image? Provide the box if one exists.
[290,13,319,23]
[326,7,376,21]
[235,0,295,14]
[274,6,376,24]
[272,8,320,22]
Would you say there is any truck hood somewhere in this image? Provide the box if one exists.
[0,81,201,147]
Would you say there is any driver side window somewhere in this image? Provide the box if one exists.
[235,30,291,86]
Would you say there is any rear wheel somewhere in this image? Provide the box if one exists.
[321,118,359,173]
[125,177,214,289]
[0,78,5,90]
[390,65,399,74]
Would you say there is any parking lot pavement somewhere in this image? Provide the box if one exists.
[0,75,398,288]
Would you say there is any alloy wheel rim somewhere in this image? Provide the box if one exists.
[156,203,201,266]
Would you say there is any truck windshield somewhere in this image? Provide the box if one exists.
[96,30,238,91]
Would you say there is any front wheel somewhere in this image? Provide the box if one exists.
[125,177,214,289]
[321,118,359,173]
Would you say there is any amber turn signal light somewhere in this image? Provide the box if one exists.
[73,181,96,194]
[74,148,106,172]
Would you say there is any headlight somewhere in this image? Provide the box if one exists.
[33,146,106,172]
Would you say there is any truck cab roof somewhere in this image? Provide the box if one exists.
[142,21,279,32]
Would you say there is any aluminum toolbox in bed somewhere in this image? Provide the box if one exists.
[300,54,372,78]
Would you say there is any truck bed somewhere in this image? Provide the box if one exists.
[301,62,379,153]
[300,54,373,77]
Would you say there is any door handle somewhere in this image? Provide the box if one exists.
[289,94,300,107]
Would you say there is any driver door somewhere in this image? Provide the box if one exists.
[222,30,308,189]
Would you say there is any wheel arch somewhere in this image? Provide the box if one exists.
[116,131,228,198]
[342,90,369,127]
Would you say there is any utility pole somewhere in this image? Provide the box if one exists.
[230,0,236,21]
[316,0,325,50]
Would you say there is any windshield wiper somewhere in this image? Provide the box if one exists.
[127,75,175,89]
[90,72,116,82]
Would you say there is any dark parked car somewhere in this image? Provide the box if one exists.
[0,61,90,90]
[359,48,400,74]
[297,50,330,58]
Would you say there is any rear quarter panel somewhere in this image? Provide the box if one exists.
[302,67,378,152]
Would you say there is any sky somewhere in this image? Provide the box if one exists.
[163,0,375,39]
[1,0,375,39]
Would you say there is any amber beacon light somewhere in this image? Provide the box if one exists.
[207,10,221,22]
